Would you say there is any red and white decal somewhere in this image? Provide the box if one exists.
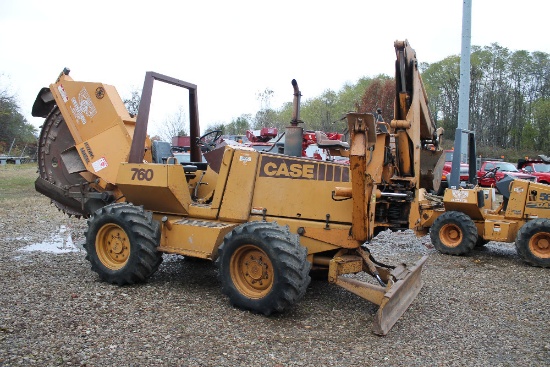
[58,84,68,103]
[92,157,108,172]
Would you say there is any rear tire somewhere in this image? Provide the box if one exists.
[85,203,163,285]
[430,211,477,255]
[216,221,311,315]
[515,219,550,268]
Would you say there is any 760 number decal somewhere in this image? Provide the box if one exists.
[131,168,154,181]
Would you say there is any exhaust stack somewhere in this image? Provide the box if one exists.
[284,79,303,157]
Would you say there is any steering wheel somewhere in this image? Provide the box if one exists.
[482,167,498,179]
[196,130,223,151]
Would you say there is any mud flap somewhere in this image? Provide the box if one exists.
[332,255,428,335]
[372,255,428,335]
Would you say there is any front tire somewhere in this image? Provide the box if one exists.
[515,219,550,268]
[430,211,478,255]
[85,203,163,285]
[216,221,311,315]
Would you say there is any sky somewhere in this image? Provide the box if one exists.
[1,0,549,136]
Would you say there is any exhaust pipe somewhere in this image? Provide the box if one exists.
[290,79,301,125]
[284,79,304,157]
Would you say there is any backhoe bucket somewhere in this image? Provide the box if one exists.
[332,255,428,335]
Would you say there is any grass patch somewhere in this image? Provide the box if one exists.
[0,164,39,200]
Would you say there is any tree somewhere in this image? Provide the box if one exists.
[421,55,461,143]
[225,115,251,135]
[157,106,189,142]
[532,98,550,151]
[204,123,226,135]
[256,88,274,111]
[421,44,550,152]
[123,88,141,117]
[0,86,37,156]
[272,77,377,135]
[357,77,395,122]
[254,88,277,129]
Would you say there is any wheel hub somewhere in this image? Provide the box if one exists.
[447,229,459,240]
[109,235,125,254]
[440,224,462,248]
[231,245,274,298]
[530,233,550,258]
[245,255,269,284]
[96,223,130,269]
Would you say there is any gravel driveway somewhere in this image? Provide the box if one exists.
[0,178,548,366]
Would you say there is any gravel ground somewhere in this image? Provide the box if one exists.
[1,168,549,366]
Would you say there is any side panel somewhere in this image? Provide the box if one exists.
[505,181,529,219]
[51,80,132,143]
[251,154,352,223]
[116,163,192,214]
[74,124,133,184]
[443,189,485,220]
[49,76,136,184]
[483,220,519,242]
[218,150,260,221]
[523,181,550,218]
[157,217,237,259]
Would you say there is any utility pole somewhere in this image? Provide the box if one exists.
[458,0,472,162]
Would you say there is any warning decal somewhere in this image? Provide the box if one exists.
[92,157,108,172]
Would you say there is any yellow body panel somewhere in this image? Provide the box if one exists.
[483,220,518,242]
[504,180,530,219]
[251,153,352,223]
[443,188,484,220]
[248,215,355,254]
[157,216,237,259]
[523,182,550,217]
[49,74,138,185]
[116,163,191,214]
[219,150,260,221]
[480,188,497,211]
[74,124,133,184]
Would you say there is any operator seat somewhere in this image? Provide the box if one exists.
[495,175,514,210]
[315,131,349,149]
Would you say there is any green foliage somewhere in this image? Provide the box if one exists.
[532,98,550,151]
[253,108,278,130]
[422,44,550,152]
[421,55,460,141]
[206,76,377,136]
[225,115,251,135]
[204,123,226,135]
[0,87,37,156]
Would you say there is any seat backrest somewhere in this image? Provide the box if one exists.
[315,131,350,149]
[152,141,172,163]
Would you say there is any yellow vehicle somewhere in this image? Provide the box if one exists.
[31,40,443,335]
[425,130,550,268]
